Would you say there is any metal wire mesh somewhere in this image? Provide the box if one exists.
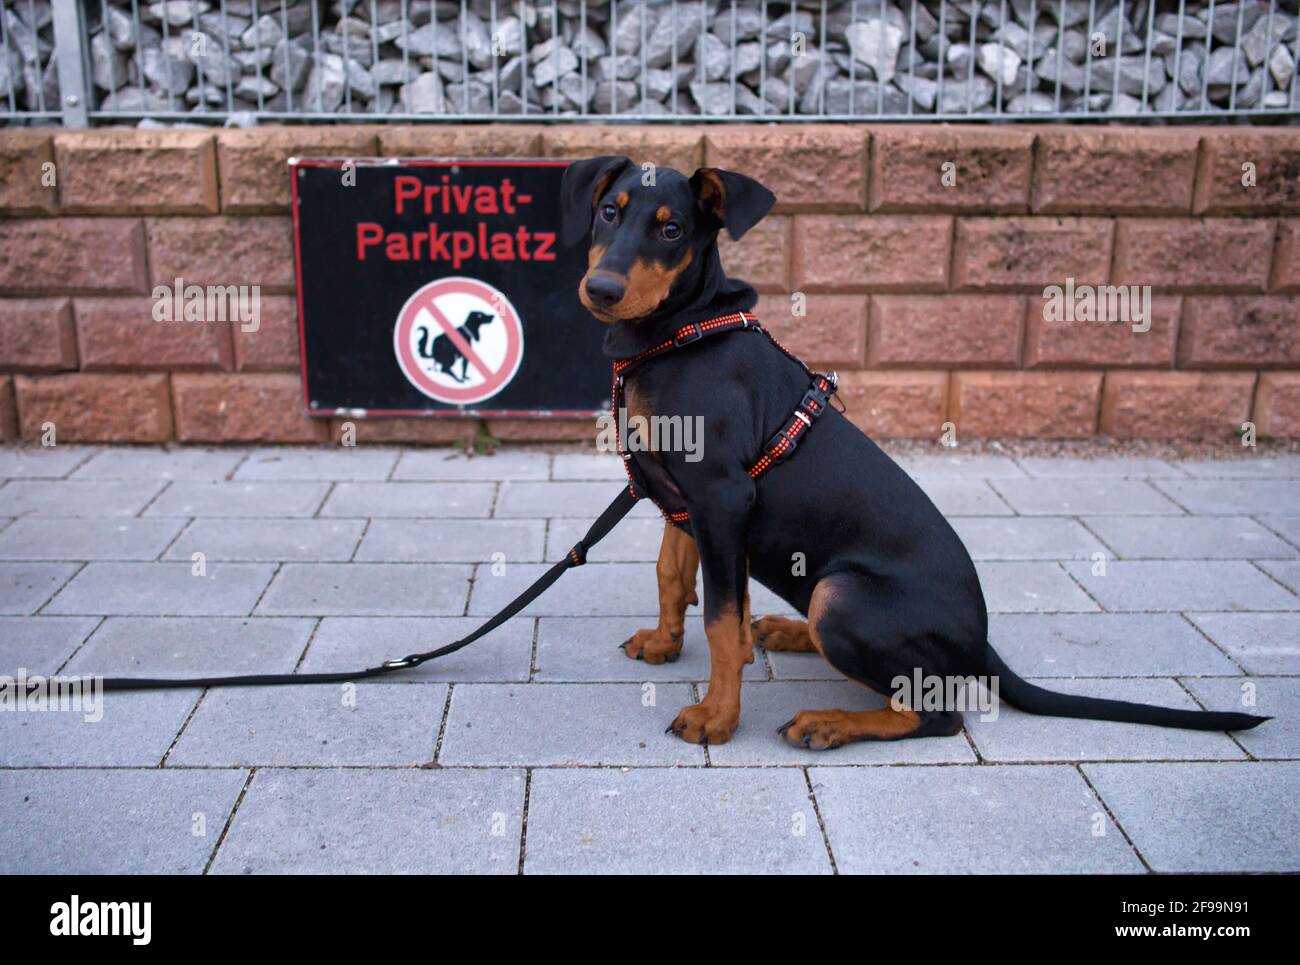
[1,0,1298,125]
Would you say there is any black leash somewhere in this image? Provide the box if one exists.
[94,488,639,692]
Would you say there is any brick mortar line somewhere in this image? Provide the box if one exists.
[802,767,839,875]
[289,616,324,674]
[430,682,454,767]
[155,516,195,561]
[1251,515,1300,552]
[1074,763,1153,874]
[50,614,105,677]
[135,478,174,517]
[1175,612,1254,676]
[6,759,1295,775]
[1245,558,1300,601]
[31,560,86,616]
[202,768,255,876]
[516,769,532,875]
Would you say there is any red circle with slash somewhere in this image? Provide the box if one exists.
[393,276,524,405]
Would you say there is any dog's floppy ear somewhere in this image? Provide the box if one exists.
[560,155,634,246]
[690,167,776,241]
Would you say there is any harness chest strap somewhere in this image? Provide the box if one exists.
[611,311,839,523]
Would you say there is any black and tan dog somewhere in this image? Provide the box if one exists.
[561,155,1269,749]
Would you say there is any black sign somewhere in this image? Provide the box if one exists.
[290,158,606,417]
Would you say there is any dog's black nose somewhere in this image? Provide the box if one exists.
[585,274,625,309]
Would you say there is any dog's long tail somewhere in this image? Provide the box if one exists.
[984,645,1269,732]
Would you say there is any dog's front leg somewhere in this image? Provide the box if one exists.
[622,522,698,664]
[666,487,751,745]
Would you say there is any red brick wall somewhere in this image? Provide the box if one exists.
[1,124,1297,443]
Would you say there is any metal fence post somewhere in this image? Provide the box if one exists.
[50,0,89,127]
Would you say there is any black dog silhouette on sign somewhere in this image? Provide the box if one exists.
[416,310,495,383]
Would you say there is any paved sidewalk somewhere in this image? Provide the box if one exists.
[0,444,1297,874]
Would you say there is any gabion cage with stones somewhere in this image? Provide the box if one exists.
[1,0,1298,123]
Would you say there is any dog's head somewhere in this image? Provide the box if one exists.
[561,156,774,323]
[463,310,494,339]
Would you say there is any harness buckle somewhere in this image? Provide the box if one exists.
[673,323,703,347]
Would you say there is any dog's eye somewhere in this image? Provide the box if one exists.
[600,204,618,224]
[661,221,683,241]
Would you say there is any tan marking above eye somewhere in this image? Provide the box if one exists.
[616,191,629,208]
[656,206,672,223]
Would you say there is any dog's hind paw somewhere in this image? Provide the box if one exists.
[620,627,683,664]
[752,616,816,653]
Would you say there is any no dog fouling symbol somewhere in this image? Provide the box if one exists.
[393,276,524,406]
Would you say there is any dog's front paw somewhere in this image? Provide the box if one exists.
[666,701,738,745]
[620,627,682,664]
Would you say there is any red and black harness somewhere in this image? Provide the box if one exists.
[612,310,839,527]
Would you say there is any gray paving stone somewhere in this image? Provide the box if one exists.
[0,446,98,479]
[707,681,978,766]
[0,480,165,517]
[1082,515,1297,559]
[164,518,365,562]
[1185,612,1300,675]
[1082,762,1300,872]
[302,616,534,682]
[470,562,659,616]
[233,447,400,480]
[1256,559,1300,595]
[46,562,276,616]
[950,517,1106,560]
[893,453,1027,479]
[0,616,98,675]
[965,678,1247,762]
[1013,456,1186,478]
[992,478,1183,515]
[811,765,1143,874]
[534,616,766,682]
[524,768,831,874]
[0,562,79,614]
[0,687,199,766]
[1064,560,1299,612]
[1152,479,1300,515]
[0,768,247,874]
[546,516,666,562]
[319,481,496,518]
[0,517,186,561]
[72,447,247,481]
[439,683,704,766]
[168,683,447,766]
[914,479,1014,516]
[494,481,660,518]
[355,518,544,562]
[256,563,472,616]
[1259,515,1300,547]
[551,453,626,480]
[766,648,842,680]
[63,616,313,678]
[1180,677,1300,761]
[210,768,524,875]
[1179,456,1300,478]
[145,481,330,518]
[975,561,1100,613]
[988,613,1241,677]
[394,449,550,480]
